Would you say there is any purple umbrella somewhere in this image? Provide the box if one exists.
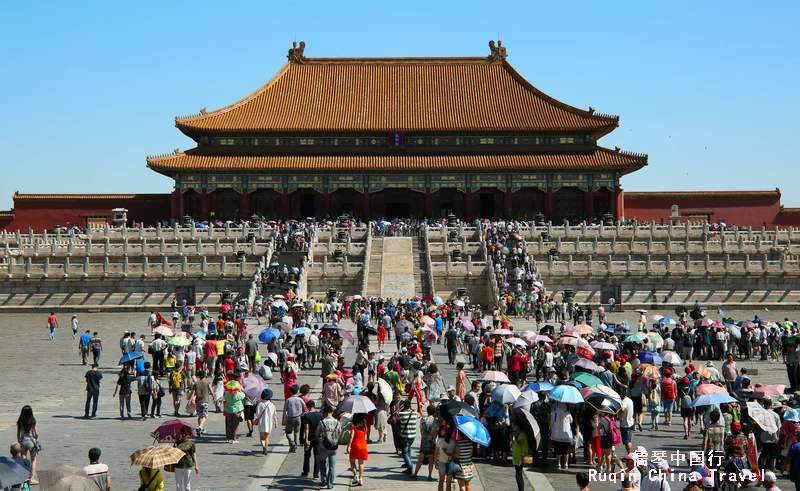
[336,327,355,344]
[461,320,475,331]
[573,358,599,372]
[242,374,266,401]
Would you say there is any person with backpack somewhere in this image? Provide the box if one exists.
[597,412,621,473]
[137,466,164,491]
[645,377,662,430]
[169,362,186,417]
[137,362,156,421]
[317,405,342,490]
[660,369,677,426]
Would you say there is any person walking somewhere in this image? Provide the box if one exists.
[191,370,214,435]
[398,399,419,475]
[46,312,58,340]
[317,405,342,489]
[113,365,135,419]
[79,330,92,365]
[84,363,102,418]
[89,332,103,365]
[444,326,458,365]
[283,385,304,452]
[346,413,369,486]
[137,466,164,491]
[17,405,40,485]
[174,426,199,491]
[83,448,111,491]
[151,334,168,378]
[71,314,80,339]
[137,362,156,421]
[255,388,278,455]
[245,334,259,373]
[223,382,245,444]
[169,362,186,417]
[301,400,324,480]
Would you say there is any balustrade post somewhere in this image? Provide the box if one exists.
[666,254,672,273]
[215,238,220,255]
[225,223,231,239]
[745,254,751,272]
[104,238,110,256]
[103,256,109,274]
[123,238,129,255]
[173,224,179,239]
[201,255,207,274]
[63,256,70,276]
[156,221,161,238]
[182,255,188,274]
[163,256,169,275]
[123,256,129,274]
[221,256,226,274]
[84,256,90,275]
[43,256,50,276]
[143,256,149,275]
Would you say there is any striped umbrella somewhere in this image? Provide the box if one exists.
[130,445,185,468]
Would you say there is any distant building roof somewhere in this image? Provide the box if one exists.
[624,189,781,200]
[13,193,168,201]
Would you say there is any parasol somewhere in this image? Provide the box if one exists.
[258,327,280,343]
[491,328,513,336]
[752,384,785,400]
[439,399,479,424]
[646,333,664,349]
[530,334,554,344]
[119,351,144,365]
[395,319,414,335]
[651,314,664,322]
[523,382,554,392]
[48,475,101,491]
[592,342,617,351]
[694,384,728,396]
[290,327,311,336]
[636,363,661,380]
[491,384,522,404]
[460,319,475,331]
[421,316,435,328]
[224,380,242,392]
[38,464,84,491]
[432,296,444,305]
[635,309,648,314]
[167,336,190,347]
[242,374,266,401]
[376,378,393,403]
[420,326,438,343]
[0,457,32,489]
[638,351,663,364]
[572,372,603,387]
[561,329,580,338]
[154,326,174,337]
[338,395,377,414]
[738,320,756,329]
[150,419,195,443]
[784,409,800,423]
[572,358,599,372]
[623,333,648,343]
[512,390,539,411]
[453,300,465,307]
[660,351,682,365]
[505,337,527,348]
[274,321,291,332]
[659,317,677,325]
[514,408,541,449]
[746,401,780,433]
[690,393,737,407]
[129,445,185,468]
[574,326,593,335]
[697,318,715,327]
[549,385,583,404]
[453,416,491,447]
[477,370,510,383]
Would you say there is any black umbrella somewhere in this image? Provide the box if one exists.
[585,393,622,414]
[439,400,478,424]
[358,324,378,336]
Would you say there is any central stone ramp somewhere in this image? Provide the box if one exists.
[381,237,416,301]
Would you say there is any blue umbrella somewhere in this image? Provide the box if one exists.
[785,409,800,422]
[258,327,280,344]
[549,385,584,404]
[432,296,444,305]
[659,317,677,325]
[290,327,311,336]
[523,382,554,392]
[690,393,737,408]
[638,351,663,364]
[191,330,207,339]
[453,416,491,447]
[0,456,32,488]
[119,351,144,365]
[624,333,648,343]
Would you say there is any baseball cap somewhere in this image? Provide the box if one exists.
[688,472,703,483]
[702,477,715,488]
[763,471,777,483]
[447,385,456,392]
[653,460,672,471]
[401,347,408,352]
[731,422,742,431]
[621,454,636,462]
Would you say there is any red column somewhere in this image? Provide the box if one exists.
[281,188,290,220]
[201,189,210,221]
[241,189,250,219]
[585,187,594,220]
[544,187,554,221]
[614,187,624,221]
[362,187,370,220]
[323,189,331,218]
[464,187,473,221]
[503,188,512,219]
[424,188,432,218]
[171,188,181,222]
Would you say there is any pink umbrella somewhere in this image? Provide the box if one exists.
[635,309,648,314]
[242,374,266,401]
[421,316,436,328]
[592,342,617,351]
[461,320,475,331]
[651,314,664,322]
[267,352,278,365]
[561,329,580,338]
[530,334,554,343]
[154,326,173,337]
[171,331,189,338]
[532,286,541,293]
[575,324,592,331]
[697,318,715,327]
[420,327,438,343]
[695,384,728,396]
[478,370,510,383]
[491,328,513,336]
[336,327,355,344]
[149,419,195,443]
[753,384,786,399]
[575,326,593,335]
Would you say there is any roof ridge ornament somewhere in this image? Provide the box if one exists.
[487,40,507,63]
[287,41,307,64]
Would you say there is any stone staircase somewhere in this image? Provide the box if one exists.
[365,238,383,297]
[412,235,432,299]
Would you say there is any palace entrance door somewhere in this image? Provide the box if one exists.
[300,195,315,218]
[386,202,409,218]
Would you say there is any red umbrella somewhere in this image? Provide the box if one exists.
[150,419,194,443]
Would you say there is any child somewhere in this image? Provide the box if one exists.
[511,421,529,491]
[367,352,377,383]
[212,370,225,413]
[576,472,591,491]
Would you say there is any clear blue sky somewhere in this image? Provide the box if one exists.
[1,1,798,209]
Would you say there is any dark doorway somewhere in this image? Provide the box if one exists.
[386,202,409,218]
[341,202,354,217]
[440,202,455,217]
[479,194,495,219]
[300,194,315,218]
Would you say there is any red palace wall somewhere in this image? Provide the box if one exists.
[1,194,171,231]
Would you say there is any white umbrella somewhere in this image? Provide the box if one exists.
[661,351,682,365]
[478,371,510,383]
[512,389,539,410]
[376,378,393,403]
[338,395,377,414]
[492,384,522,404]
[505,338,527,347]
[746,402,780,434]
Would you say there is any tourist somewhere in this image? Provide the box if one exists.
[46,311,58,340]
[412,404,436,480]
[618,387,635,454]
[113,365,136,419]
[511,421,529,491]
[79,329,92,365]
[283,384,304,452]
[660,369,677,426]
[346,413,368,486]
[301,400,323,479]
[169,361,186,416]
[16,406,39,485]
[317,405,341,489]
[255,388,278,455]
[397,399,419,474]
[453,424,475,491]
[137,466,164,491]
[424,364,445,404]
[70,314,79,339]
[174,426,199,491]
[576,472,591,491]
[151,376,164,419]
[192,370,213,435]
[90,331,104,365]
[137,362,155,420]
[434,422,457,491]
[84,363,102,418]
[223,381,245,443]
[550,402,574,471]
[445,325,458,364]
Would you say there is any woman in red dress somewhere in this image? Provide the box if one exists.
[347,413,369,486]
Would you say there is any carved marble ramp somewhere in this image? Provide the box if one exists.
[381,237,416,301]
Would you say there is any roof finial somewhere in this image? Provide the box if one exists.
[200,108,207,115]
[588,107,595,115]
[287,40,307,64]
[487,39,507,63]
[173,148,181,155]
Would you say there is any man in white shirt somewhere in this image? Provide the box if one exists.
[619,387,636,454]
[620,454,642,490]
[641,460,671,491]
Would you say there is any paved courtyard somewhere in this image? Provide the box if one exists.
[0,307,795,490]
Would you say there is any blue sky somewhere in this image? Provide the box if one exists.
[1,1,798,209]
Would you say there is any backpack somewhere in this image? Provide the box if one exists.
[142,375,153,394]
[339,413,353,445]
[606,415,622,445]
[169,370,182,390]
[321,419,342,450]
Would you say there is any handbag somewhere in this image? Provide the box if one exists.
[163,464,174,473]
[445,458,462,476]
